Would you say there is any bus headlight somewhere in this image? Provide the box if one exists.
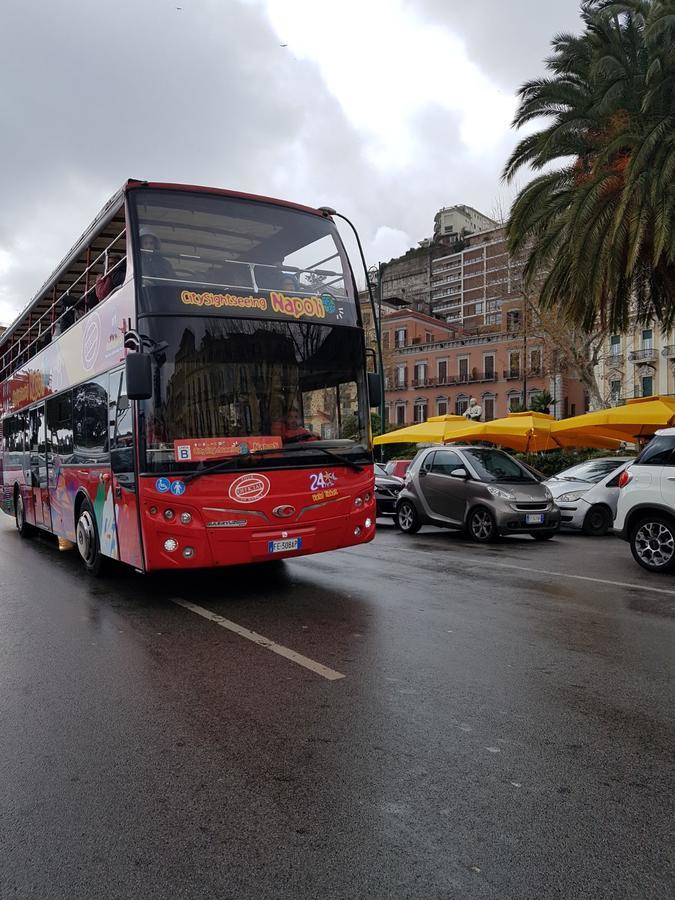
[163,538,178,552]
[182,547,195,559]
[180,512,192,524]
[164,509,175,521]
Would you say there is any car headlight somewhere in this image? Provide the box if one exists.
[543,486,553,501]
[487,485,516,500]
[558,490,588,502]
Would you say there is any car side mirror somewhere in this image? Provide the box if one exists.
[450,467,469,479]
[125,353,153,400]
[367,372,382,408]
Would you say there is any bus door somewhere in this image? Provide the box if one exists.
[28,404,52,530]
[108,368,143,569]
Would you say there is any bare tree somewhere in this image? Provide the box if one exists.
[523,283,607,410]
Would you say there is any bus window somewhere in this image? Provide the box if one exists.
[28,407,45,487]
[110,370,134,474]
[73,377,109,465]
[46,393,74,463]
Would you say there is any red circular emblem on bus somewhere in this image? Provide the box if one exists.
[228,473,271,504]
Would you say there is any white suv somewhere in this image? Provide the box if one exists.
[614,427,675,573]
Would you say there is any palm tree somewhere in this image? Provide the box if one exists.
[504,0,674,332]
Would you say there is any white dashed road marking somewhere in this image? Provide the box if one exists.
[479,561,675,596]
[354,545,675,597]
[171,598,346,681]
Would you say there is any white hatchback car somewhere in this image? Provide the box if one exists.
[545,457,633,536]
[614,427,675,573]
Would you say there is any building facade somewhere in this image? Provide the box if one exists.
[378,246,433,314]
[382,309,586,426]
[378,204,497,316]
[433,204,497,241]
[430,224,525,329]
[595,324,675,404]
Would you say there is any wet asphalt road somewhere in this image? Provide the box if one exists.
[0,514,673,900]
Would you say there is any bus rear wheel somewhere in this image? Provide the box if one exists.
[76,500,106,576]
[15,490,35,538]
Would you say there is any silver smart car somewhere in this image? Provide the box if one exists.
[395,446,560,542]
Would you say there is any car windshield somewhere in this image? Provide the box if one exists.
[553,459,624,483]
[138,316,369,473]
[375,464,388,477]
[462,448,537,483]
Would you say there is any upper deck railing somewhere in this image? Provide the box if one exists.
[0,227,126,385]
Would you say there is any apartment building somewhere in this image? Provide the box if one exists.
[596,324,675,404]
[382,309,586,427]
[430,225,525,329]
[433,205,497,241]
[378,204,498,317]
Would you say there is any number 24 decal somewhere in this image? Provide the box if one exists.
[309,471,337,491]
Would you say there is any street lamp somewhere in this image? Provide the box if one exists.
[319,208,386,439]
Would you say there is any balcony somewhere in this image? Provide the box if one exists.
[629,347,657,363]
[390,381,408,391]
[662,345,675,358]
[503,369,522,380]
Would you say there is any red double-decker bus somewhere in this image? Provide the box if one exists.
[0,181,378,574]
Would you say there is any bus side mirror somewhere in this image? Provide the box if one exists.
[125,353,153,400]
[367,372,381,407]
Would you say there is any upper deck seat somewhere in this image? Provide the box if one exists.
[211,261,253,290]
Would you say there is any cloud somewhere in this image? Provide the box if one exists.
[258,0,516,169]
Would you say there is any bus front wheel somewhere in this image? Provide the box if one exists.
[76,500,106,576]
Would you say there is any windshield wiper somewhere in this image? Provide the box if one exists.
[184,443,364,483]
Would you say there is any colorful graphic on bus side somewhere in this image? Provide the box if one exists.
[1,287,133,415]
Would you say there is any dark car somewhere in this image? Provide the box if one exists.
[374,463,404,517]
[395,446,560,542]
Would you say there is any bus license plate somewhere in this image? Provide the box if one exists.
[525,514,545,525]
[268,537,302,554]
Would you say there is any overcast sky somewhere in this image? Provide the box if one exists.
[0,0,583,326]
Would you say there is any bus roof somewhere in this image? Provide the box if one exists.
[0,180,333,353]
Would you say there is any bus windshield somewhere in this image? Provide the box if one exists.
[129,189,357,327]
[139,317,370,474]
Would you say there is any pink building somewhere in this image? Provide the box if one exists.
[382,308,587,427]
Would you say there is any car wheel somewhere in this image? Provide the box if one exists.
[531,531,556,541]
[15,490,35,538]
[395,500,421,534]
[467,507,497,543]
[76,499,107,576]
[630,515,675,574]
[582,505,611,537]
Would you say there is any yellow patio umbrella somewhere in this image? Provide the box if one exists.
[551,395,675,443]
[373,415,467,445]
[441,411,561,452]
[440,412,621,451]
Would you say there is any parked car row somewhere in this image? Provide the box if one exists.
[378,426,675,574]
